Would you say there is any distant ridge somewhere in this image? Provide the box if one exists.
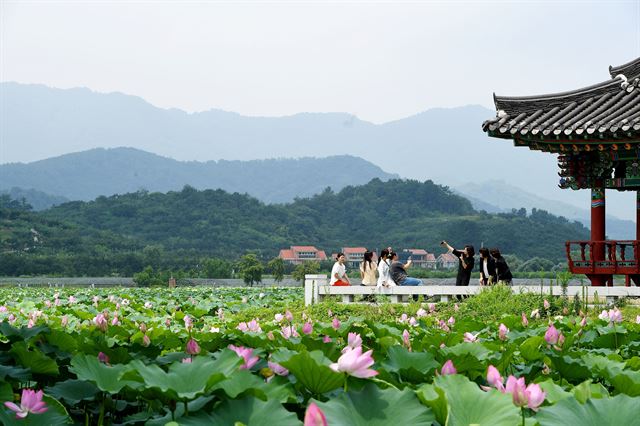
[0,147,397,203]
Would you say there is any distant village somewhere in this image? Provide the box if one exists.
[278,246,458,269]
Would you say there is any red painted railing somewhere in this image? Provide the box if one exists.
[565,240,640,277]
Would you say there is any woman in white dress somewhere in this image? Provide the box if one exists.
[376,248,396,288]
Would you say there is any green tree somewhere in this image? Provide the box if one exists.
[133,266,163,287]
[292,261,320,284]
[238,253,263,287]
[267,257,285,283]
[202,258,233,278]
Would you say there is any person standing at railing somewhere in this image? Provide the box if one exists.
[490,248,513,285]
[330,253,351,286]
[441,241,475,286]
[376,248,396,288]
[478,248,497,286]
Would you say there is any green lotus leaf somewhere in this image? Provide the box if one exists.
[130,350,242,400]
[9,341,59,376]
[313,382,434,425]
[45,379,100,404]
[416,382,447,425]
[69,354,139,393]
[432,374,521,426]
[0,364,31,380]
[176,397,301,426]
[547,354,591,382]
[519,336,545,361]
[381,345,439,383]
[537,379,571,404]
[536,394,640,425]
[0,381,13,402]
[571,379,609,403]
[440,342,493,375]
[278,350,344,395]
[0,323,49,342]
[210,369,267,399]
[46,329,79,354]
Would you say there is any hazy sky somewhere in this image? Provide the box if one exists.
[2,0,639,124]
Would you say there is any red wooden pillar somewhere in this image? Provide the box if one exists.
[637,191,640,240]
[589,186,608,286]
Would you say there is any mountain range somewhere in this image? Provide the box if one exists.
[0,148,396,204]
[0,82,568,203]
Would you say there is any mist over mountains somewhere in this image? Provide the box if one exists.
[0,148,396,204]
[0,82,562,196]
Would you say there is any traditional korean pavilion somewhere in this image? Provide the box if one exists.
[483,57,640,286]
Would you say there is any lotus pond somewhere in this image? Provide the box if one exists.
[1,285,640,425]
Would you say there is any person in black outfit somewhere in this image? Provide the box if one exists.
[441,241,475,286]
[478,247,497,285]
[490,248,513,285]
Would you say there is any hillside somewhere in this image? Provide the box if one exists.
[0,148,397,204]
[0,179,589,276]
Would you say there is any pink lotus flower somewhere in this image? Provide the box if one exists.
[8,313,16,324]
[342,332,362,353]
[454,303,460,312]
[139,323,147,333]
[165,318,171,327]
[521,312,529,327]
[144,301,152,309]
[181,357,192,363]
[505,376,546,411]
[543,299,550,310]
[0,306,7,312]
[544,324,559,345]
[285,310,293,321]
[61,315,68,327]
[409,317,418,326]
[416,308,427,318]
[228,345,259,370]
[506,376,528,407]
[327,309,333,317]
[44,300,51,308]
[399,313,408,323]
[266,331,275,340]
[97,352,109,364]
[636,315,640,324]
[68,296,77,304]
[274,313,284,323]
[332,317,341,330]
[142,334,151,347]
[439,360,457,375]
[281,325,292,339]
[323,335,332,343]
[580,316,587,327]
[4,389,48,419]
[302,322,313,335]
[186,338,200,355]
[111,314,120,326]
[463,332,478,343]
[402,329,411,350]
[330,346,378,378]
[438,320,450,333]
[304,402,327,426]
[93,313,108,332]
[498,323,509,341]
[268,361,289,376]
[531,309,540,319]
[447,316,455,326]
[609,308,623,323]
[428,303,436,313]
[217,308,225,320]
[486,365,504,391]
[184,315,193,330]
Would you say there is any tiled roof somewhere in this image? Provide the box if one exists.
[291,246,318,252]
[317,251,327,260]
[342,247,367,253]
[279,249,295,259]
[483,57,640,144]
[438,253,458,262]
[426,253,436,261]
[407,248,428,255]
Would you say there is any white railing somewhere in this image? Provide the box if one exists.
[303,274,640,305]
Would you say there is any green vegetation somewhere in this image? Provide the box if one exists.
[0,179,589,276]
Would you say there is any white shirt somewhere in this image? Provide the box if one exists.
[377,259,396,287]
[330,262,346,285]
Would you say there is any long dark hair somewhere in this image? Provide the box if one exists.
[490,248,502,259]
[464,245,475,258]
[479,247,489,259]
[378,248,389,265]
[335,252,345,261]
[363,251,373,271]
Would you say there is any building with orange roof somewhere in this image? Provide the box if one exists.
[278,246,327,265]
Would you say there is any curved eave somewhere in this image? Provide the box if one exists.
[610,57,640,80]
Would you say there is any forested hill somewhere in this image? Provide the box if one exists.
[30,179,588,263]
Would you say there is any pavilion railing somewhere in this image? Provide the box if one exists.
[565,240,640,275]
